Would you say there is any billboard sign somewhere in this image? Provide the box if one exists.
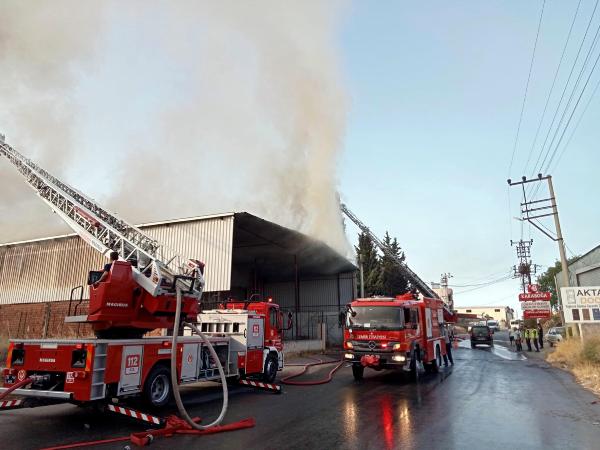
[521,300,552,319]
[519,291,551,301]
[560,287,600,323]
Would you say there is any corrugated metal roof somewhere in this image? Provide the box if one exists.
[0,214,234,304]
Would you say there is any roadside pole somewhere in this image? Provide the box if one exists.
[507,175,569,333]
[547,176,571,334]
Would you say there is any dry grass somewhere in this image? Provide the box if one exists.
[547,336,600,396]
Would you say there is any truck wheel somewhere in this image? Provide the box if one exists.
[352,364,364,381]
[262,353,278,383]
[143,365,172,408]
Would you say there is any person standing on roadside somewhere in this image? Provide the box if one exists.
[515,328,523,351]
[525,328,532,351]
[537,323,544,349]
[509,328,514,346]
[532,327,540,352]
[442,326,454,367]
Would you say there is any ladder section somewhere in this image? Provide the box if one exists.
[0,135,203,299]
[90,343,107,400]
[340,203,440,300]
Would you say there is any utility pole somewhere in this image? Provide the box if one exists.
[507,174,569,328]
[510,239,536,293]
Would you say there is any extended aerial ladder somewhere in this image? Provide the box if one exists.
[340,203,456,320]
[0,133,205,336]
[340,203,438,298]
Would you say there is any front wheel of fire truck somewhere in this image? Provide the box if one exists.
[143,365,173,408]
[352,364,364,381]
[262,353,279,383]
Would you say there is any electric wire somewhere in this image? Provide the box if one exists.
[453,275,513,295]
[508,0,546,177]
[550,73,600,172]
[527,0,600,199]
[541,22,600,172]
[522,0,583,176]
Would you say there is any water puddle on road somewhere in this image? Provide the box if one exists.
[457,339,527,361]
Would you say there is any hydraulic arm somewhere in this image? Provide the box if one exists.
[0,133,205,336]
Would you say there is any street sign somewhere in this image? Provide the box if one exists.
[527,284,540,293]
[519,291,551,301]
[521,300,551,319]
[560,287,600,323]
[523,309,552,319]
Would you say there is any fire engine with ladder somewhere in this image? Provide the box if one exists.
[340,204,456,381]
[0,134,290,422]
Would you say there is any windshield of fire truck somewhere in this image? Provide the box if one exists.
[347,306,404,330]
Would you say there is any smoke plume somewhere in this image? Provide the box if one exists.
[0,1,350,256]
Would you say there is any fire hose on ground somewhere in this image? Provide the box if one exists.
[281,357,344,386]
[0,376,33,401]
[170,285,229,429]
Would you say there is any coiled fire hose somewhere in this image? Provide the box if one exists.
[281,357,343,386]
[171,286,228,429]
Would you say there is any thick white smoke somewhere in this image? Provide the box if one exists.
[0,1,350,255]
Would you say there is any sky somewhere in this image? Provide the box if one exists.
[1,1,599,317]
[337,1,600,315]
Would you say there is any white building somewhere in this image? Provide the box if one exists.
[454,306,514,329]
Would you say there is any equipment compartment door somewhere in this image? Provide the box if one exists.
[425,308,433,338]
[246,317,264,349]
[118,345,143,394]
[181,343,199,382]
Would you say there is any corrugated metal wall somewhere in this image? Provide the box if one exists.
[263,272,355,312]
[144,216,233,292]
[0,215,234,305]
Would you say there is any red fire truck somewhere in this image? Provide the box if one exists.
[0,136,291,413]
[342,293,452,381]
[1,299,289,409]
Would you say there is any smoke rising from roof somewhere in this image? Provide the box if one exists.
[0,1,351,256]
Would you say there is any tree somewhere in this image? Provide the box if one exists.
[355,232,382,297]
[378,232,410,297]
[537,256,579,310]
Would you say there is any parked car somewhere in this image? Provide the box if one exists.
[470,325,493,348]
[486,320,499,333]
[545,327,566,347]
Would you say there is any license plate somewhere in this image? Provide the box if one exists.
[4,375,15,384]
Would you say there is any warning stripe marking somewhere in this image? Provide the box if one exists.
[107,404,162,425]
[239,379,282,392]
[0,400,23,409]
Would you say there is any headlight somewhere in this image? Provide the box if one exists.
[392,355,406,362]
[344,353,354,360]
[346,341,353,349]
[392,343,402,350]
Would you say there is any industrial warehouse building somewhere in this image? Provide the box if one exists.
[0,212,356,345]
[556,243,600,337]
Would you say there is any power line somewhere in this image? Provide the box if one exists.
[453,275,513,295]
[508,0,546,177]
[543,45,600,173]
[541,21,600,173]
[550,73,600,171]
[529,0,600,184]
[523,0,582,176]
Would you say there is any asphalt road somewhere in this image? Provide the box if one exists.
[2,332,600,450]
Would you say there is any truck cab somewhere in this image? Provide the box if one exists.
[343,293,448,381]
